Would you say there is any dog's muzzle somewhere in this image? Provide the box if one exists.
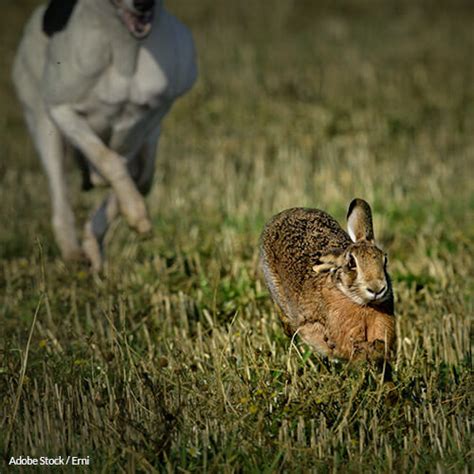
[112,0,155,39]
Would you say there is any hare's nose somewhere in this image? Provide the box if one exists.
[367,285,387,298]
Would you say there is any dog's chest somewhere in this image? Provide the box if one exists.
[82,47,170,129]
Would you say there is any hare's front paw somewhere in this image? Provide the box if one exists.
[324,336,336,350]
[352,339,388,363]
[351,341,371,361]
[368,339,391,364]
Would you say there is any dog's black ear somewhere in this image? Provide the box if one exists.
[42,0,79,37]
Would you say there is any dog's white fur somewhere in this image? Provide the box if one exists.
[12,0,197,269]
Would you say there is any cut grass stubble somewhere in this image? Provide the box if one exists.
[1,0,473,472]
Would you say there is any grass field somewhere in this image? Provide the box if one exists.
[1,0,473,472]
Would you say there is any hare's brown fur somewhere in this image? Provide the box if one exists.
[260,208,350,321]
[299,277,395,360]
[260,202,395,362]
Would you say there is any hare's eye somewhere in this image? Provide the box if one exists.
[347,254,356,270]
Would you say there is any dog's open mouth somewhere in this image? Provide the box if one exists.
[112,0,154,39]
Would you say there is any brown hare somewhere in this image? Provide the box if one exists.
[260,199,395,364]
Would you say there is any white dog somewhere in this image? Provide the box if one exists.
[13,0,197,270]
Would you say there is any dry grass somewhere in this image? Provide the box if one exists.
[1,0,473,472]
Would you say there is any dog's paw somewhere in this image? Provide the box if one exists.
[117,190,151,234]
[135,217,152,235]
[62,247,86,263]
[82,230,103,273]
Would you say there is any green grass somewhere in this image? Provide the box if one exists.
[1,0,473,472]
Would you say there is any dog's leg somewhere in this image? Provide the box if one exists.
[82,193,119,271]
[82,132,160,270]
[31,113,82,260]
[49,105,152,235]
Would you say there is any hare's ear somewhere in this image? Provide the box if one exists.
[312,250,344,274]
[346,198,375,243]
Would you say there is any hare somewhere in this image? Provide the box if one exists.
[260,199,395,363]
